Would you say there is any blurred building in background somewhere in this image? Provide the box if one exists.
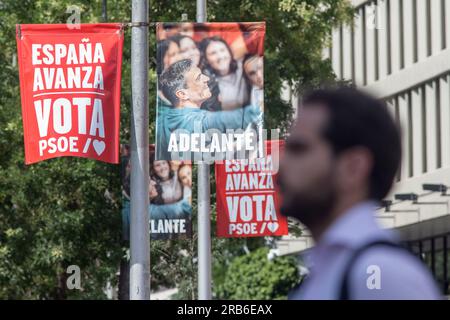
[278,0,450,296]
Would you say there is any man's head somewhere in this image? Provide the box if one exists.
[159,59,211,108]
[279,87,401,234]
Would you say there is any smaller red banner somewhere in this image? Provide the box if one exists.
[215,140,288,238]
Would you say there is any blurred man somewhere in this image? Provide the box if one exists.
[279,87,441,300]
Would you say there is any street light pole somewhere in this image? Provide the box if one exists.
[129,0,150,300]
[102,0,108,22]
[196,0,212,301]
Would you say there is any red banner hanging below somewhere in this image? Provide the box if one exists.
[16,23,124,164]
[215,140,288,238]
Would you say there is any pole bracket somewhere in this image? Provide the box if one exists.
[123,22,155,28]
[17,24,22,39]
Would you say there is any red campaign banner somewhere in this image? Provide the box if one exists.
[215,140,288,238]
[16,24,124,164]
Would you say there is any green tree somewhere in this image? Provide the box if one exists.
[215,247,300,299]
[0,0,131,299]
[0,0,353,299]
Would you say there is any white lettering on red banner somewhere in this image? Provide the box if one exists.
[16,24,123,164]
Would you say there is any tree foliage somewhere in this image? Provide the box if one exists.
[0,0,352,299]
[0,0,130,300]
[215,247,300,300]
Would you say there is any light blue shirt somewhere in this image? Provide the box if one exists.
[290,201,442,300]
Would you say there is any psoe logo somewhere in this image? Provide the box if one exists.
[66,265,81,290]
[366,264,381,290]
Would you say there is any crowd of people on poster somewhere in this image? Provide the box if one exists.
[155,22,266,161]
[121,145,193,240]
[120,22,267,240]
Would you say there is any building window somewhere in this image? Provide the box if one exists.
[412,0,418,63]
[387,0,392,74]
[442,0,447,49]
[406,234,450,296]
[399,0,405,69]
[436,79,442,168]
[421,85,428,173]
[407,91,413,177]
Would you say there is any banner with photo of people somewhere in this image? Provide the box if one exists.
[155,22,265,162]
[121,145,192,240]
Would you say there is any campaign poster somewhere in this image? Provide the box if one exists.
[121,145,192,240]
[16,23,123,164]
[215,140,288,238]
[155,22,265,162]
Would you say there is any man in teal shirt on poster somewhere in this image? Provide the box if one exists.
[156,59,262,160]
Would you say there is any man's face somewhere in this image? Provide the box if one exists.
[244,56,263,89]
[278,105,337,226]
[179,66,211,105]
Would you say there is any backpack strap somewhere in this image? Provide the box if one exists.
[338,240,409,300]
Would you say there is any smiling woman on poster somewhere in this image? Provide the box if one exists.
[199,36,248,110]
[150,159,183,205]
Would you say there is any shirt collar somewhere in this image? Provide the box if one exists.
[306,200,398,266]
[321,201,382,246]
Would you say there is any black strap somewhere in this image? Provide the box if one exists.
[338,240,409,300]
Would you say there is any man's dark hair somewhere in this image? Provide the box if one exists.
[302,87,401,202]
[159,59,193,107]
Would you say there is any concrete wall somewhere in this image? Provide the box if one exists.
[278,0,450,255]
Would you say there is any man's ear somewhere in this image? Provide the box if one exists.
[175,89,188,101]
[339,146,373,187]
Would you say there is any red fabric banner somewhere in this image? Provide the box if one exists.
[215,140,288,238]
[16,23,124,164]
